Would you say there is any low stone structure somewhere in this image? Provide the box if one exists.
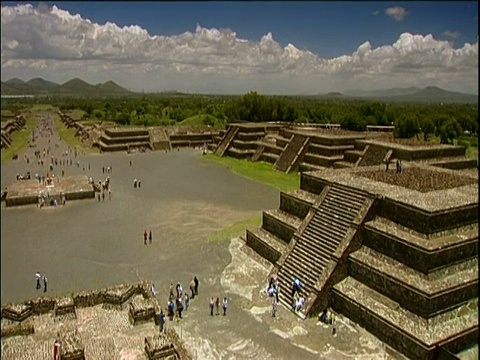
[3,175,95,207]
[1,114,26,149]
[211,123,477,174]
[1,281,191,359]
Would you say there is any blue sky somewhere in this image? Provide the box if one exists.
[1,2,478,94]
[8,1,478,58]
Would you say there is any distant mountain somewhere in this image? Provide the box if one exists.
[345,87,421,98]
[1,77,132,96]
[344,86,477,103]
[26,78,59,93]
[95,80,132,95]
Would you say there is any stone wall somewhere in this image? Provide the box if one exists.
[332,292,436,360]
[279,192,311,219]
[364,228,478,274]
[262,213,296,243]
[299,174,329,195]
[348,259,478,318]
[377,198,478,234]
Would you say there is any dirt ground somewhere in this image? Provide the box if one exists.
[1,112,405,359]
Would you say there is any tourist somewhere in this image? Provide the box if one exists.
[43,274,48,292]
[108,189,112,200]
[209,297,214,316]
[272,297,277,317]
[36,271,41,290]
[295,295,305,312]
[134,179,137,188]
[159,310,165,333]
[194,276,199,296]
[138,180,141,188]
[176,298,184,319]
[222,297,228,316]
[332,313,337,336]
[129,160,132,166]
[184,293,190,312]
[144,229,147,245]
[151,283,157,297]
[190,279,196,299]
[169,283,175,300]
[102,191,105,201]
[149,230,152,244]
[53,339,61,360]
[215,297,220,315]
[167,301,175,321]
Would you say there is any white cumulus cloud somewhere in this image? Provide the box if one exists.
[1,3,478,94]
[442,30,461,39]
[385,6,409,22]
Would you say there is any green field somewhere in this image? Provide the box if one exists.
[207,215,261,243]
[179,114,225,128]
[202,154,300,193]
[1,115,37,163]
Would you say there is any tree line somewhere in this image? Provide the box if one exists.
[1,92,477,144]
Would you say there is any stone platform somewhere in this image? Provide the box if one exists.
[4,175,95,207]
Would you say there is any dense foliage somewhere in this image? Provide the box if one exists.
[1,92,477,144]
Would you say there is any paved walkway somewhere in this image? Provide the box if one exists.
[1,111,405,359]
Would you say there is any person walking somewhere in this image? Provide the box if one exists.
[36,271,41,290]
[215,297,220,316]
[222,297,228,316]
[149,230,152,244]
[272,297,277,317]
[209,297,214,316]
[184,293,190,312]
[194,276,199,296]
[190,279,195,299]
[144,229,147,245]
[159,310,166,333]
[43,274,48,292]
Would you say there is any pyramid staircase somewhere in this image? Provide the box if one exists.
[276,184,372,316]
[214,126,239,156]
[274,134,310,173]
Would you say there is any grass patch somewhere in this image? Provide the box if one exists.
[202,154,300,193]
[31,104,56,111]
[180,114,226,128]
[1,114,36,163]
[53,113,99,154]
[207,215,261,243]
[67,109,86,121]
[465,146,478,162]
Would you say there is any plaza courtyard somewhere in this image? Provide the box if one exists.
[1,115,405,359]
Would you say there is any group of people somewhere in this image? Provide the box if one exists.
[35,271,48,292]
[209,296,228,316]
[143,229,153,245]
[157,276,200,333]
[291,276,305,312]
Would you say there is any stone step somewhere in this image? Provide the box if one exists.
[302,229,340,254]
[290,240,330,268]
[332,277,478,356]
[282,251,320,285]
[298,162,326,173]
[324,191,366,209]
[256,141,284,155]
[320,199,360,221]
[310,211,350,235]
[307,143,355,156]
[349,246,478,317]
[304,153,344,167]
[260,152,280,164]
[333,161,355,169]
[330,184,368,201]
[262,209,302,243]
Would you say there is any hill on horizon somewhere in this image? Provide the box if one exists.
[1,77,132,96]
[343,86,477,103]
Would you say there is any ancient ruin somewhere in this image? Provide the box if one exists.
[1,113,26,150]
[211,122,477,173]
[1,281,191,359]
[245,159,478,359]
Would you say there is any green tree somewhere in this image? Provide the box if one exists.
[420,117,435,141]
[394,115,420,138]
[437,118,462,144]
